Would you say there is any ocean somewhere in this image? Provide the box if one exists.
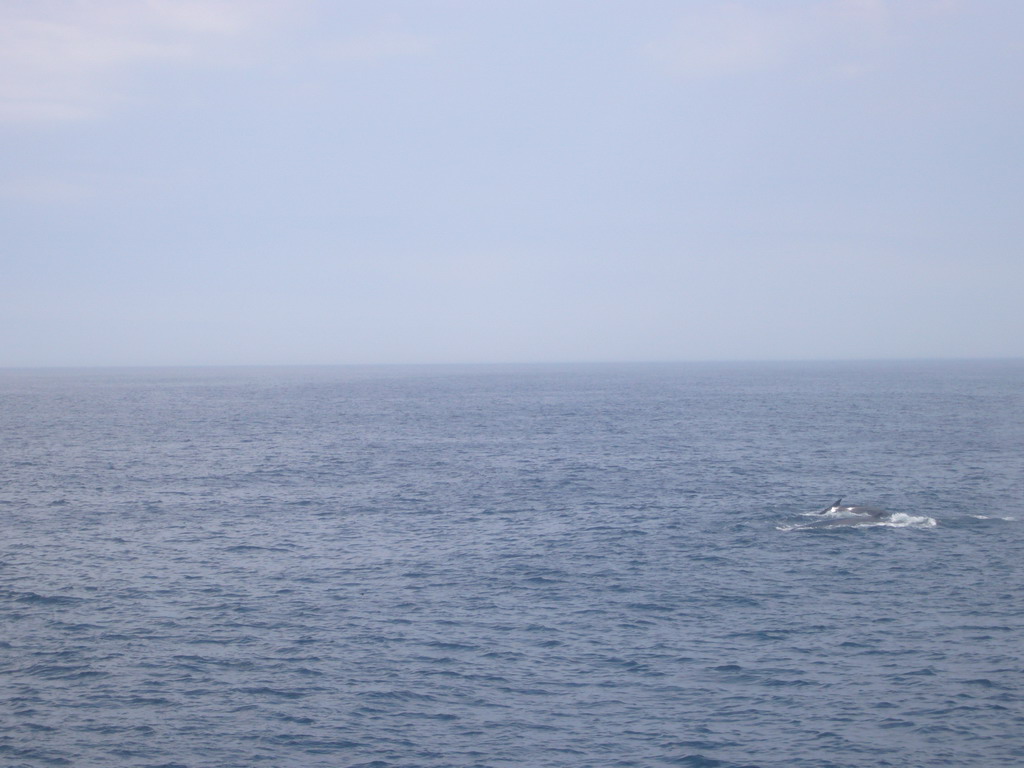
[1,360,1021,768]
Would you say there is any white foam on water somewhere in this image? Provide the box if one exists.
[876,512,937,528]
[779,510,938,531]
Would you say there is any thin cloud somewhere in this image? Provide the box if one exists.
[0,175,94,204]
[0,0,289,123]
[321,28,435,64]
[647,0,959,80]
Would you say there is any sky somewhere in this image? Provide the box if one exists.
[2,0,1022,367]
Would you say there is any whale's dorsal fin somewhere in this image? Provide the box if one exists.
[818,497,843,514]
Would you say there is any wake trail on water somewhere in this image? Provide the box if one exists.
[777,509,938,531]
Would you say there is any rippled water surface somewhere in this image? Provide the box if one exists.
[2,361,1022,767]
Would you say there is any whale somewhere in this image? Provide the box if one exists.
[802,497,892,528]
[818,497,889,518]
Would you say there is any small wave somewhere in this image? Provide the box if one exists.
[235,686,308,699]
[960,677,1008,689]
[23,663,107,680]
[423,641,477,652]
[626,602,675,612]
[222,544,292,553]
[263,734,361,751]
[15,592,85,606]
[361,689,437,703]
[671,754,730,767]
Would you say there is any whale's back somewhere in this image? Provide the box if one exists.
[839,505,888,518]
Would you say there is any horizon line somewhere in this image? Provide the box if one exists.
[2,355,1021,372]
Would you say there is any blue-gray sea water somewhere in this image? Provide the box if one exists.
[2,361,1022,768]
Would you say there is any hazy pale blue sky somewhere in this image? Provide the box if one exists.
[2,0,1022,366]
